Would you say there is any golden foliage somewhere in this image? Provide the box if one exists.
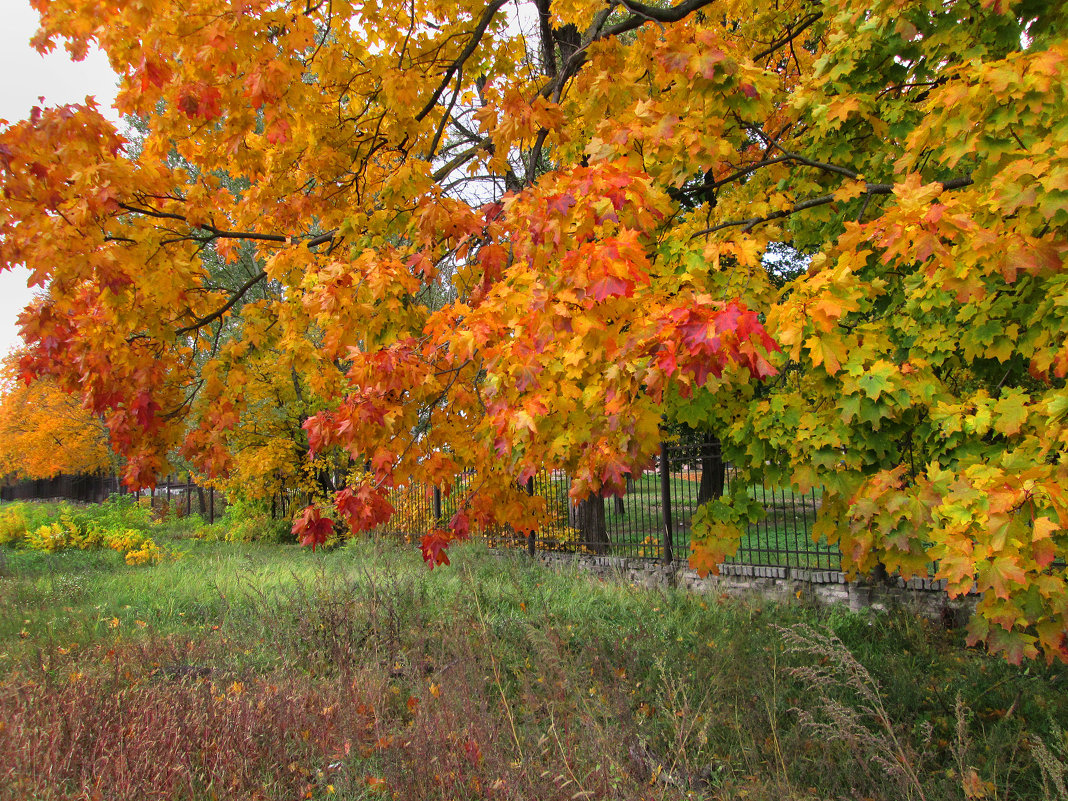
[0,352,113,479]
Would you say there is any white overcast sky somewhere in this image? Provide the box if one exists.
[0,1,120,358]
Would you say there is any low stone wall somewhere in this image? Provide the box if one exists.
[530,551,976,625]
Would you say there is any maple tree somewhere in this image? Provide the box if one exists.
[0,0,1066,660]
[0,351,113,479]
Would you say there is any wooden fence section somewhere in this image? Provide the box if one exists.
[0,474,122,505]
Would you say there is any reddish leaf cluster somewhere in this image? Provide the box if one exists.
[420,510,472,568]
[291,506,334,551]
[334,483,395,534]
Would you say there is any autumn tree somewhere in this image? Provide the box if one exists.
[0,350,113,479]
[1,0,1066,659]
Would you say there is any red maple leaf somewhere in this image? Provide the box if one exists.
[421,530,452,568]
[449,509,471,540]
[131,391,161,432]
[138,56,172,91]
[589,275,630,302]
[293,506,334,550]
[177,84,223,120]
[335,483,395,533]
[547,193,576,216]
[601,457,629,497]
[370,448,395,480]
[302,413,331,457]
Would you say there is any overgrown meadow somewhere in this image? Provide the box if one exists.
[1,498,1067,801]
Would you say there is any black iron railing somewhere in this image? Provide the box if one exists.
[376,437,841,570]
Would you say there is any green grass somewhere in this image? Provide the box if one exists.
[2,505,1068,800]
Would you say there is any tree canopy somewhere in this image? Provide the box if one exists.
[1,0,1067,660]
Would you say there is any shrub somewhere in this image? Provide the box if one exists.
[0,504,27,545]
[219,496,294,544]
[123,538,164,565]
[191,521,227,541]
[24,522,67,553]
[3,499,174,566]
[539,522,593,553]
[226,515,292,544]
[72,494,155,534]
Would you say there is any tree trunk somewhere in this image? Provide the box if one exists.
[612,472,636,514]
[570,495,610,554]
[318,469,336,495]
[697,434,725,504]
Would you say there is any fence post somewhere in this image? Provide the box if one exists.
[433,486,442,523]
[659,442,673,564]
[526,476,536,557]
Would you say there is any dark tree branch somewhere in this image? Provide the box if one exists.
[176,270,268,334]
[536,0,557,78]
[527,128,551,183]
[432,139,492,182]
[414,0,509,123]
[766,148,863,181]
[522,0,715,185]
[752,12,823,62]
[599,0,718,44]
[426,66,463,160]
[690,175,974,237]
[118,202,336,248]
[535,0,714,105]
[118,201,189,225]
[679,146,859,206]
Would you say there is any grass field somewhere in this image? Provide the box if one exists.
[2,503,1068,801]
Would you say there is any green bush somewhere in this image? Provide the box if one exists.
[69,494,155,534]
[212,496,294,544]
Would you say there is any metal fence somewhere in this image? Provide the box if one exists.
[0,474,225,523]
[378,437,842,570]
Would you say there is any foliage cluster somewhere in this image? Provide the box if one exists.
[689,488,766,575]
[383,479,595,560]
[1,538,1067,800]
[0,353,113,480]
[479,522,593,554]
